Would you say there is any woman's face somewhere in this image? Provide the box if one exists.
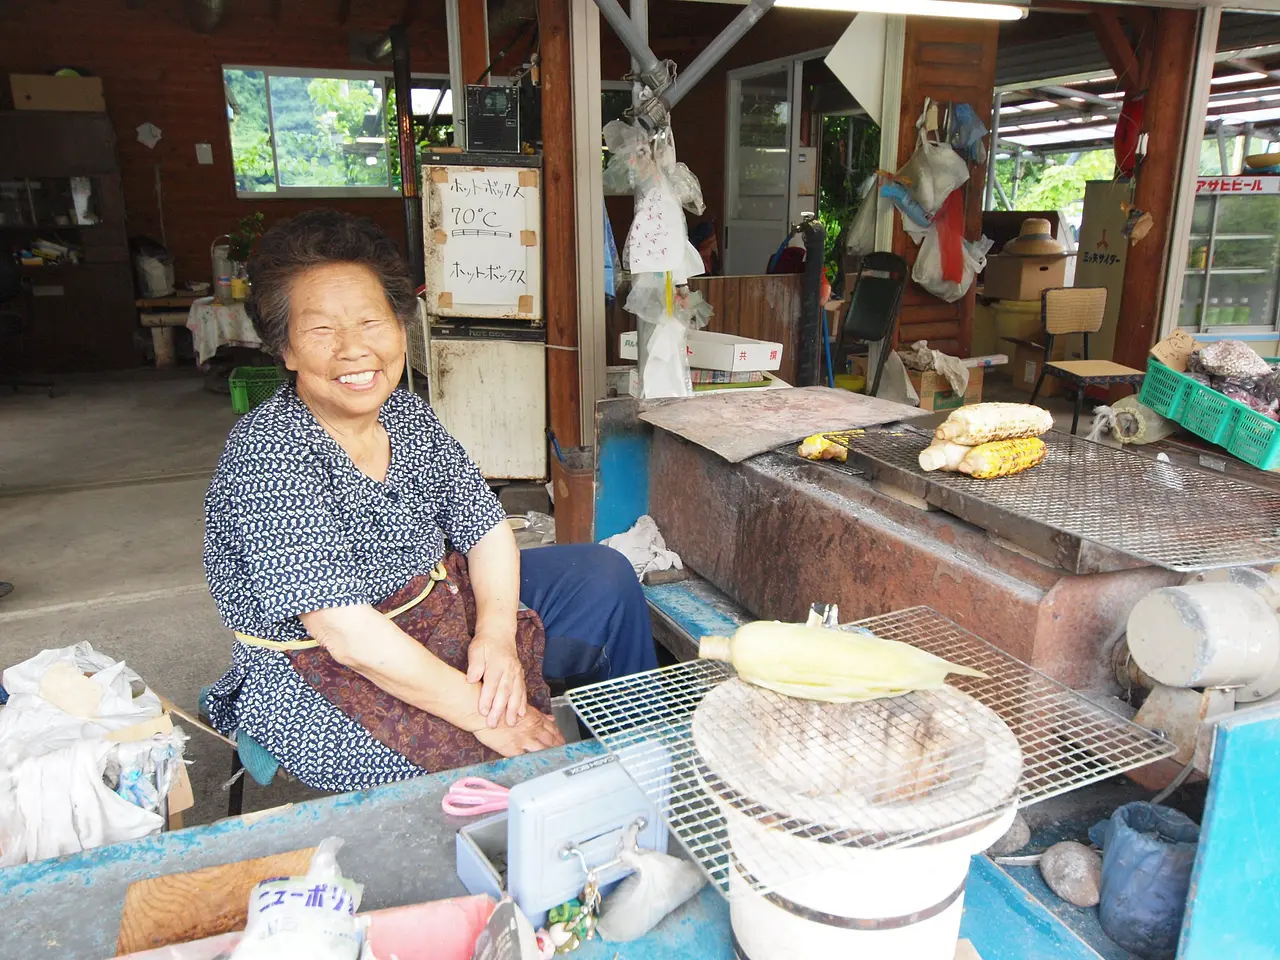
[282,262,406,422]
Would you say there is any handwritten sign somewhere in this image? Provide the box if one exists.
[425,165,541,320]
[1196,177,1280,195]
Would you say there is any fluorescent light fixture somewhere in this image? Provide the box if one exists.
[356,136,386,144]
[775,0,1026,20]
[1212,71,1267,86]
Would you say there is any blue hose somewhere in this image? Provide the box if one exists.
[822,309,835,387]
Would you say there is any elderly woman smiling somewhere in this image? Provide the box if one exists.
[203,210,656,791]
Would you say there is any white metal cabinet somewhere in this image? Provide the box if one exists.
[427,337,547,480]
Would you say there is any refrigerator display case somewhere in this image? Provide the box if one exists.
[1180,176,1280,332]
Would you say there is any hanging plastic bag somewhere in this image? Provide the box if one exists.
[1088,802,1199,960]
[896,108,969,217]
[948,102,989,166]
[596,825,706,942]
[912,225,992,304]
[233,837,365,960]
[846,175,880,256]
[880,180,932,229]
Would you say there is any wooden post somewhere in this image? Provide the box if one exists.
[458,0,491,84]
[1112,9,1199,371]
[540,0,582,446]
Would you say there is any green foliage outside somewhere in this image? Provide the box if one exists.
[224,69,452,194]
[817,114,880,283]
[990,149,1115,226]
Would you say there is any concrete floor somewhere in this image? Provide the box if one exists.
[0,373,322,826]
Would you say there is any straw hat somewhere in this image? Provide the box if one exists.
[1004,217,1067,257]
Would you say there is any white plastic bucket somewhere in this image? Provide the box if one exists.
[717,792,1016,960]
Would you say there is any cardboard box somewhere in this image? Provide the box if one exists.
[910,367,984,411]
[1149,328,1198,372]
[983,254,1069,302]
[620,329,783,372]
[627,368,787,398]
[11,74,105,112]
[1005,336,1067,398]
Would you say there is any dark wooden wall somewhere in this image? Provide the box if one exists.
[0,0,459,283]
[892,19,1000,358]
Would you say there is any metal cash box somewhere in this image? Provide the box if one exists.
[456,753,668,928]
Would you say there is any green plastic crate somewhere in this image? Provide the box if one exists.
[229,366,285,414]
[1139,357,1280,470]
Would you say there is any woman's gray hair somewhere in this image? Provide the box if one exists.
[245,209,418,358]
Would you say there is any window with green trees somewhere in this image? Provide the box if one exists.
[223,66,453,197]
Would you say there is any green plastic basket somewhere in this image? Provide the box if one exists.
[228,366,285,415]
[1139,357,1280,470]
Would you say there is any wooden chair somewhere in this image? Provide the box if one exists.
[1030,287,1145,434]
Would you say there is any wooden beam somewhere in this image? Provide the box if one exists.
[459,0,490,84]
[1112,9,1199,371]
[1089,10,1140,91]
[539,0,581,446]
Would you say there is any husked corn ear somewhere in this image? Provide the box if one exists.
[918,438,972,472]
[957,437,1047,479]
[798,434,848,462]
[935,402,1054,444]
[698,621,986,703]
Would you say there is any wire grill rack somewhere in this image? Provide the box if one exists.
[823,426,1280,572]
[568,606,1175,898]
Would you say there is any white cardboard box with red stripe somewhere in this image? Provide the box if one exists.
[619,329,784,372]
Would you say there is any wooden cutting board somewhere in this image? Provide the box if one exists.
[115,847,317,956]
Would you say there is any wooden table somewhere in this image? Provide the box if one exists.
[136,294,201,369]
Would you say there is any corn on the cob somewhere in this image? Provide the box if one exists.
[918,438,972,472]
[957,437,1047,479]
[935,402,1054,444]
[797,434,847,463]
[698,621,986,703]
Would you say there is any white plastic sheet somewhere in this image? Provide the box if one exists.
[0,642,171,866]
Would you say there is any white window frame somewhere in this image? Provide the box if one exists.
[223,64,451,200]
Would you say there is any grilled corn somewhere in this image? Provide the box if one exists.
[918,438,972,472]
[957,437,1047,479]
[935,402,1054,445]
[698,620,986,703]
[798,434,848,463]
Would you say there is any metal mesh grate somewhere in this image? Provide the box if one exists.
[827,426,1280,572]
[568,606,1174,898]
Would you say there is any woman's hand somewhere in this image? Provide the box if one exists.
[467,633,528,727]
[474,710,565,757]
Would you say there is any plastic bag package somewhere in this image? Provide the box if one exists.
[596,828,706,942]
[1089,802,1199,960]
[0,642,176,866]
[1215,376,1280,418]
[1197,340,1271,378]
[880,180,932,228]
[948,102,988,165]
[911,225,992,304]
[846,175,880,256]
[897,129,969,217]
[233,837,366,960]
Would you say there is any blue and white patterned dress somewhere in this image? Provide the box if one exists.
[203,383,506,790]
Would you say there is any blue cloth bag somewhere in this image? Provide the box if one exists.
[1089,801,1200,959]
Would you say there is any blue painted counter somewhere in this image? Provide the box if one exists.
[4,732,1113,960]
